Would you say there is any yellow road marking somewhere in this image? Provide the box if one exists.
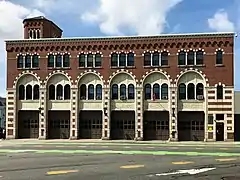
[172,161,194,165]
[47,170,79,175]
[196,148,203,150]
[34,145,43,147]
[120,165,145,169]
[146,147,154,149]
[56,146,65,148]
[169,147,178,149]
[219,148,229,150]
[216,158,237,162]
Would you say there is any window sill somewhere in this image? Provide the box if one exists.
[111,100,135,102]
[179,100,204,102]
[79,100,102,102]
[17,67,40,70]
[215,64,224,67]
[78,67,103,69]
[48,67,71,70]
[144,65,170,68]
[178,64,206,68]
[49,100,71,102]
[145,99,169,102]
[110,66,136,69]
[19,100,39,102]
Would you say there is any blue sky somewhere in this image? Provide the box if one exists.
[0,0,239,97]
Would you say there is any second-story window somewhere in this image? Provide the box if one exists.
[56,54,62,67]
[127,52,134,66]
[25,54,31,68]
[152,52,160,66]
[178,51,186,65]
[79,53,85,67]
[216,50,223,65]
[187,50,194,65]
[32,54,39,68]
[111,53,118,67]
[95,53,102,67]
[161,52,168,66]
[119,53,126,66]
[196,51,204,65]
[17,55,24,68]
[63,54,70,67]
[144,52,151,66]
[87,54,93,67]
[48,54,54,67]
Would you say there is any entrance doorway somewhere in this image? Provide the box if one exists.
[216,122,224,141]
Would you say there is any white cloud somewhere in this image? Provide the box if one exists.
[81,0,182,35]
[0,0,44,97]
[208,9,235,32]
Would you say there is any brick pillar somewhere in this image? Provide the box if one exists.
[135,86,143,141]
[38,88,47,139]
[70,87,78,139]
[102,87,110,140]
[6,89,17,139]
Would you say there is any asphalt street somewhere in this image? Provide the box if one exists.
[0,140,239,179]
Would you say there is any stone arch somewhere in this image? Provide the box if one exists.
[75,70,104,86]
[107,69,137,87]
[43,70,73,88]
[140,69,172,86]
[13,70,41,88]
[174,68,209,87]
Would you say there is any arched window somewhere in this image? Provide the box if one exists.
[33,30,36,39]
[127,52,134,66]
[64,84,70,100]
[96,84,102,100]
[217,85,223,99]
[88,84,94,100]
[196,51,204,65]
[95,53,102,67]
[63,54,70,67]
[111,84,118,99]
[36,30,40,38]
[48,54,54,67]
[32,54,39,68]
[178,51,186,65]
[19,85,25,100]
[144,52,151,66]
[80,84,87,100]
[29,30,33,39]
[33,85,39,100]
[120,84,127,98]
[161,51,168,66]
[111,53,118,67]
[153,84,160,99]
[25,54,31,68]
[128,84,135,99]
[144,84,151,100]
[196,83,204,96]
[56,54,62,67]
[119,53,126,67]
[79,53,85,67]
[49,85,55,100]
[187,83,195,99]
[216,50,223,65]
[26,85,32,100]
[152,52,159,66]
[87,53,93,67]
[179,83,186,100]
[17,55,24,68]
[161,84,168,100]
[187,50,194,65]
[56,84,63,100]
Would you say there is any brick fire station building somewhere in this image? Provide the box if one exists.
[5,16,235,141]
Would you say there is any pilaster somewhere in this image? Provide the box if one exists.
[38,88,47,139]
[102,87,110,140]
[70,87,78,139]
[169,86,178,141]
[135,86,143,141]
[6,89,17,139]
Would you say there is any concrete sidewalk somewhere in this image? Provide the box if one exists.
[1,139,240,146]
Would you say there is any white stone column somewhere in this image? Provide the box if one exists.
[6,89,17,139]
[70,87,78,139]
[204,87,209,142]
[170,86,178,141]
[102,87,111,140]
[38,88,47,139]
[135,86,143,141]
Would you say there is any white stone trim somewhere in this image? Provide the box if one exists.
[13,70,41,88]
[75,70,104,87]
[107,69,138,86]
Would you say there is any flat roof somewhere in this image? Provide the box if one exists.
[5,32,235,43]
